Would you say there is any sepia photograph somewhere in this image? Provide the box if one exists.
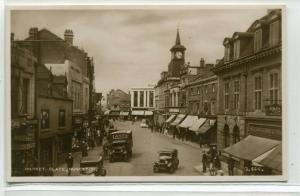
[6,5,285,182]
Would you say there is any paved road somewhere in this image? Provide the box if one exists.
[55,120,203,176]
[105,120,202,176]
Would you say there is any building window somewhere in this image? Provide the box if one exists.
[205,85,208,94]
[224,123,230,147]
[41,110,50,129]
[58,109,66,127]
[224,45,231,61]
[22,78,29,114]
[212,83,215,93]
[196,102,200,114]
[269,21,280,46]
[149,91,154,107]
[233,40,240,59]
[133,91,138,107]
[197,87,200,94]
[233,80,240,110]
[254,29,262,52]
[224,82,230,110]
[254,75,262,110]
[233,125,240,144]
[270,72,279,104]
[191,87,194,95]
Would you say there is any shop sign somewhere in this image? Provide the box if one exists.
[265,103,281,116]
[169,108,179,113]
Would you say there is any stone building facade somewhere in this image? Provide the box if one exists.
[212,9,282,174]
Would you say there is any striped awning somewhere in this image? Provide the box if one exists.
[179,115,198,129]
[165,114,176,123]
[189,118,206,132]
[170,114,186,126]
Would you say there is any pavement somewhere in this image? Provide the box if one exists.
[54,120,228,176]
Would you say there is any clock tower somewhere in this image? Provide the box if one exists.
[168,28,186,77]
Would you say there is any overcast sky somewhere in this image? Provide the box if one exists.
[11,8,268,95]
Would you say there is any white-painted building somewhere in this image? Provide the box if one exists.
[130,85,155,116]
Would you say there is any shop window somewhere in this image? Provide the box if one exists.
[233,80,240,110]
[254,29,262,52]
[270,72,279,104]
[269,20,280,46]
[224,82,230,110]
[223,124,230,147]
[41,110,50,129]
[254,75,262,110]
[58,109,66,127]
[233,125,240,144]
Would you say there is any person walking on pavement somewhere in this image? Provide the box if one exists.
[202,151,208,173]
[228,158,235,176]
[65,153,74,176]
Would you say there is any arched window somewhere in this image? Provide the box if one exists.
[233,125,240,144]
[223,124,230,147]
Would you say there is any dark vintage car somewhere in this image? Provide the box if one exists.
[108,130,133,162]
[153,148,179,173]
[80,156,107,176]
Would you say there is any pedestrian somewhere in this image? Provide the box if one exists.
[228,158,234,176]
[202,151,207,173]
[65,153,74,176]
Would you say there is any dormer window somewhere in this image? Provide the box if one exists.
[254,29,262,52]
[269,20,280,46]
[233,40,240,59]
[224,45,231,61]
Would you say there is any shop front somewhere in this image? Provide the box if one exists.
[11,118,38,176]
[169,114,186,138]
[223,135,281,175]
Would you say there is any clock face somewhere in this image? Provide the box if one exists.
[175,51,183,59]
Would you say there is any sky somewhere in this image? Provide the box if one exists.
[11,8,268,96]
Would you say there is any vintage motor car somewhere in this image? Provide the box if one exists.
[153,148,179,173]
[80,156,107,176]
[108,130,133,162]
[140,119,148,128]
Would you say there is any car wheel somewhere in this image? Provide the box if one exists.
[101,169,107,176]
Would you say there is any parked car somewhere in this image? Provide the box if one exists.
[153,148,179,173]
[140,119,148,128]
[80,156,106,176]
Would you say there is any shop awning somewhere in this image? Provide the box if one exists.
[144,111,153,116]
[197,119,211,134]
[131,110,145,116]
[165,114,176,123]
[170,114,186,126]
[104,110,110,115]
[189,118,206,132]
[120,111,129,116]
[110,111,120,116]
[223,135,281,161]
[253,143,282,172]
[179,115,198,128]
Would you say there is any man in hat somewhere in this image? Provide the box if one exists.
[65,153,74,176]
[202,151,208,173]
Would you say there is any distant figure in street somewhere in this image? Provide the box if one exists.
[81,141,88,157]
[65,153,74,176]
[202,151,208,173]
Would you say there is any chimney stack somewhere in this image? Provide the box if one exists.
[200,58,205,67]
[64,29,74,45]
[29,27,38,40]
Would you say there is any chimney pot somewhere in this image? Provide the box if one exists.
[64,29,74,45]
[200,58,205,67]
